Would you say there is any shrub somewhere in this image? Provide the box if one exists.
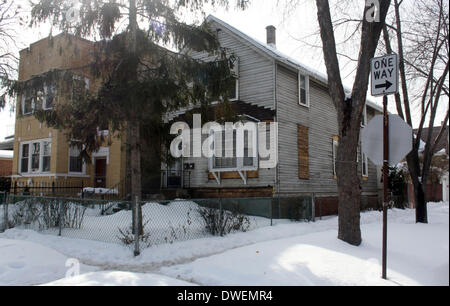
[198,203,250,236]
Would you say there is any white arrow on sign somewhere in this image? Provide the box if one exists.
[362,115,412,166]
[371,54,399,97]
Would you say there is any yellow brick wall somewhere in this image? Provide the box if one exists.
[12,34,127,191]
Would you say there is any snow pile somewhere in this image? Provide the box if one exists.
[82,187,118,195]
[4,199,273,246]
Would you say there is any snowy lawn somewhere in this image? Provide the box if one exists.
[161,202,449,286]
[0,238,97,286]
[42,271,195,286]
[0,202,448,286]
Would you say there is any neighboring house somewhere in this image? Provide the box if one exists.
[0,150,13,177]
[11,34,127,195]
[414,124,449,155]
[163,15,383,215]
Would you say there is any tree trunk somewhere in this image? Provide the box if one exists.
[130,120,143,234]
[413,181,427,223]
[336,121,362,246]
[129,0,143,235]
[406,151,428,223]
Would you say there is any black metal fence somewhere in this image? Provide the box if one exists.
[10,180,129,201]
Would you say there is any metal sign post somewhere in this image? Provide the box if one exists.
[382,96,389,280]
[369,53,401,280]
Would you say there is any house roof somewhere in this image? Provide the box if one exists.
[414,125,449,155]
[206,15,384,113]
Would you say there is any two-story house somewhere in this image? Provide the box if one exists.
[11,34,127,195]
[162,15,383,216]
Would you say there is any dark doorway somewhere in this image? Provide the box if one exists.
[94,158,107,188]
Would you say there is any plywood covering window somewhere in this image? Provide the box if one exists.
[298,124,309,179]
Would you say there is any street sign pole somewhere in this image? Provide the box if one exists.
[382,95,389,280]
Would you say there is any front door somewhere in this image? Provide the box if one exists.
[94,158,107,188]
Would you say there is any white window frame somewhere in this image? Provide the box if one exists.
[209,125,258,173]
[22,95,34,116]
[362,152,369,178]
[19,138,52,174]
[68,142,87,175]
[361,104,367,127]
[299,73,310,107]
[332,137,339,177]
[229,59,239,101]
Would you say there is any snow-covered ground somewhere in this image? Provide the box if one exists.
[3,200,274,246]
[0,202,448,286]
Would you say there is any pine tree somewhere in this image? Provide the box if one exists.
[14,0,248,234]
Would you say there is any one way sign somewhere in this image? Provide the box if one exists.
[371,54,399,97]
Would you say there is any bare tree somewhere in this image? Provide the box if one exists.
[382,0,449,223]
[315,0,391,245]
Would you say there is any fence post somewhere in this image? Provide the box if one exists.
[58,200,63,236]
[81,181,84,199]
[2,193,8,231]
[134,196,140,257]
[311,193,316,222]
[13,181,17,195]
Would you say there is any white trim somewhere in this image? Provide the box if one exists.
[361,104,367,127]
[206,15,383,113]
[332,137,339,176]
[19,138,52,175]
[298,73,310,108]
[209,126,258,174]
[92,147,110,164]
[362,152,369,178]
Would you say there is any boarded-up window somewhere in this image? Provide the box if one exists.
[298,124,309,179]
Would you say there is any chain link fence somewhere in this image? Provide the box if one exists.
[0,192,314,255]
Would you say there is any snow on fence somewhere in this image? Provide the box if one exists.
[1,194,314,253]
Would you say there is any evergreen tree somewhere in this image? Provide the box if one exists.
[13,0,248,235]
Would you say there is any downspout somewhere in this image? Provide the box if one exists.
[274,60,281,218]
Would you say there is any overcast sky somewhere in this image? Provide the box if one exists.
[0,0,447,141]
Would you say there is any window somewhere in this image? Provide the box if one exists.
[44,85,55,110]
[361,104,367,127]
[214,130,237,169]
[42,141,52,172]
[69,144,83,173]
[228,58,239,101]
[22,96,34,115]
[299,73,310,107]
[19,139,51,174]
[31,143,40,172]
[332,136,339,177]
[228,77,239,101]
[211,125,257,171]
[21,144,29,173]
[362,152,369,178]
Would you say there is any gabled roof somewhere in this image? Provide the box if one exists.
[206,15,383,113]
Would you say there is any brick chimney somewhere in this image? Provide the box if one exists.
[266,25,276,48]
